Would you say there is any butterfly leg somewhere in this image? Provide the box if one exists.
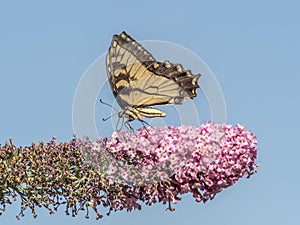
[116,116,122,130]
[138,119,153,128]
[138,119,158,143]
[124,120,134,133]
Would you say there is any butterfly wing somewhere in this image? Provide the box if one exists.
[106,31,200,119]
[106,31,156,98]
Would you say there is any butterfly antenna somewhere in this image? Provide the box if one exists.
[100,99,120,121]
[102,112,119,121]
[100,99,119,112]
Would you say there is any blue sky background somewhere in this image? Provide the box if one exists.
[1,1,299,224]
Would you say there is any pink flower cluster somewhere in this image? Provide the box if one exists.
[0,121,257,219]
[86,121,258,205]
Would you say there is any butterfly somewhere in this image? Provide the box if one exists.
[105,31,200,124]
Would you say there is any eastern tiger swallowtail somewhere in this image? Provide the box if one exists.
[105,31,200,122]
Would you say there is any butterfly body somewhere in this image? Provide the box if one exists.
[106,31,200,122]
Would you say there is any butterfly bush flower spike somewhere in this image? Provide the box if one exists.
[105,121,258,204]
[0,122,257,219]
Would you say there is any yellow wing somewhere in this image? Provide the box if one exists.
[106,31,200,120]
